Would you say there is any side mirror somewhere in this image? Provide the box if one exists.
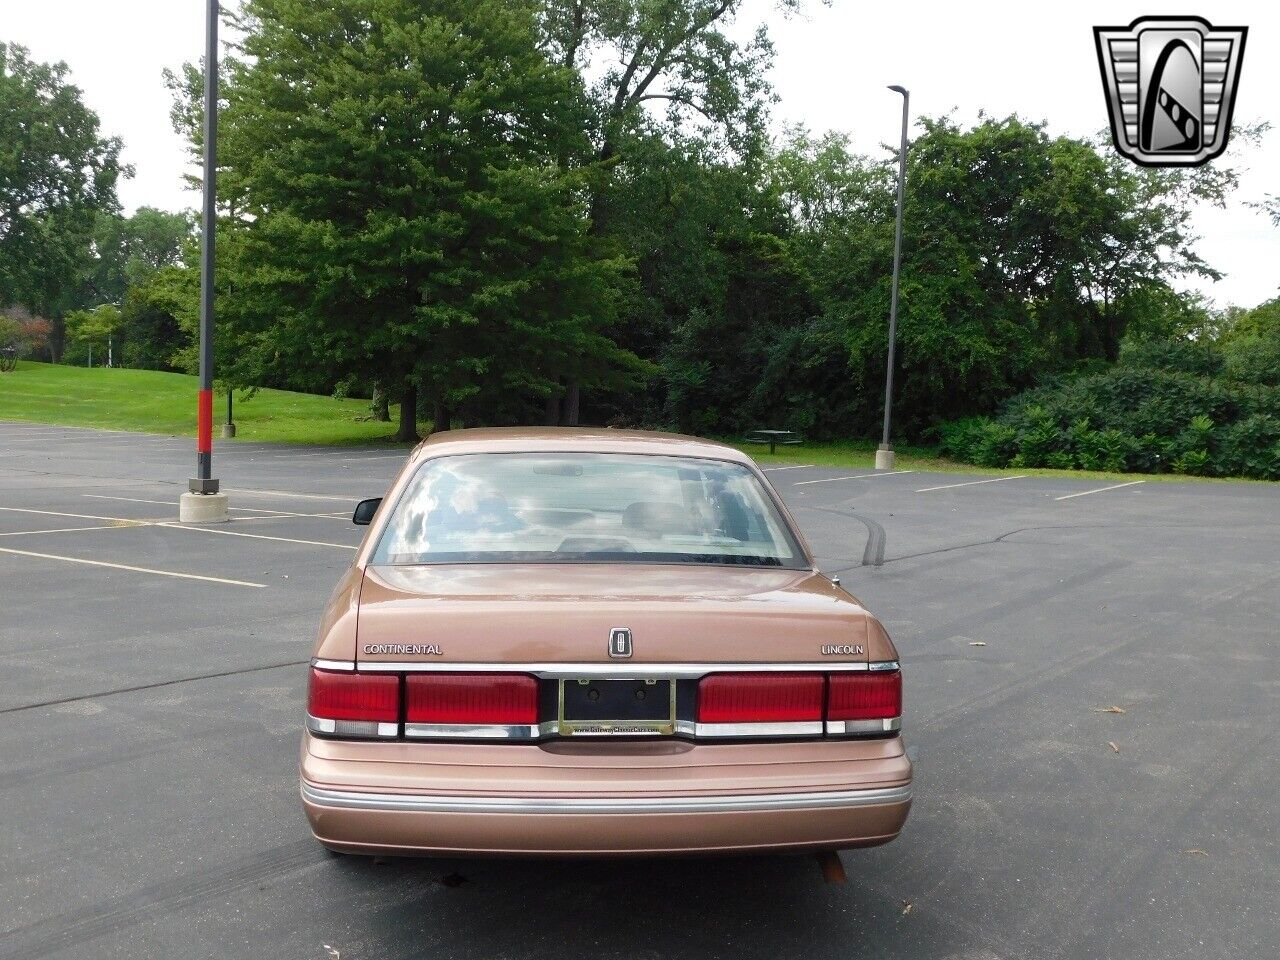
[352,497,382,526]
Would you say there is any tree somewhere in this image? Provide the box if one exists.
[0,304,53,362]
[84,207,193,306]
[540,0,781,218]
[1222,297,1280,387]
[0,313,23,370]
[0,43,126,356]
[118,264,196,370]
[536,0,787,422]
[63,304,122,365]
[773,116,1245,435]
[188,0,643,440]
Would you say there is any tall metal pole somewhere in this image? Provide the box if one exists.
[877,85,909,471]
[192,0,219,495]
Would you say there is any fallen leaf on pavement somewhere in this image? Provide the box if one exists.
[901,900,913,915]
[1108,741,1120,753]
[1094,706,1127,714]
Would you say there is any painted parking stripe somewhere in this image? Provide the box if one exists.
[0,433,175,443]
[224,487,361,502]
[0,525,128,538]
[158,523,358,550]
[1055,480,1146,501]
[0,507,164,525]
[0,546,266,587]
[83,494,347,519]
[915,475,1027,493]
[762,464,817,472]
[794,470,914,486]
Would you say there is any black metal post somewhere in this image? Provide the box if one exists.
[880,85,909,459]
[191,0,220,495]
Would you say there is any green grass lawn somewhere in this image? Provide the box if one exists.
[721,437,1266,484]
[0,361,414,445]
[0,361,1260,482]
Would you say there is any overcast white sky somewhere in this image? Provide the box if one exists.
[5,0,1277,307]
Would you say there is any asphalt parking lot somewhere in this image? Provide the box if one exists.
[1,422,1276,960]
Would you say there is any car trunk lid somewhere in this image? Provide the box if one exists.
[355,563,872,666]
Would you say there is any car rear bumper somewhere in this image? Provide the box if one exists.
[300,732,912,856]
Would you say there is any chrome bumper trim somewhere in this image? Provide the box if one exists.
[347,660,898,677]
[405,722,555,740]
[306,714,397,739]
[301,781,912,815]
[674,720,825,738]
[827,717,902,735]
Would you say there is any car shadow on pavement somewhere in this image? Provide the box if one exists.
[330,851,906,959]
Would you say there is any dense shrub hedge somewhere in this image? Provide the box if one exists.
[938,366,1280,479]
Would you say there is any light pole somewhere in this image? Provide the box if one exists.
[180,0,229,522]
[876,84,909,472]
[224,389,236,438]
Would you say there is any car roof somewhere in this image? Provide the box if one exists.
[408,427,755,466]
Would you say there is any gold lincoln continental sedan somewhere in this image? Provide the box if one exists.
[301,428,911,857]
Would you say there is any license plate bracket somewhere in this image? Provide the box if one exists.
[557,678,675,736]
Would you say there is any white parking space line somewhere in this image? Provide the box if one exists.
[0,433,175,443]
[0,525,126,538]
[0,432,93,441]
[231,451,335,460]
[793,470,914,486]
[159,523,358,550]
[762,464,817,472]
[1055,480,1146,501]
[82,494,203,508]
[226,506,350,519]
[915,474,1027,493]
[245,450,402,461]
[225,487,362,502]
[0,507,165,525]
[82,494,348,520]
[0,546,267,587]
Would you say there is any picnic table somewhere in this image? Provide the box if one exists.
[744,429,803,455]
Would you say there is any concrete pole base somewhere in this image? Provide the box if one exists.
[874,447,897,471]
[179,492,230,523]
[221,423,237,438]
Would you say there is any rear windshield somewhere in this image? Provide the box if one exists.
[371,453,807,568]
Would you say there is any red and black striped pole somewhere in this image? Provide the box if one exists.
[191,0,220,496]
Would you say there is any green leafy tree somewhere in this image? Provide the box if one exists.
[0,43,126,357]
[778,116,1244,435]
[1222,297,1280,387]
[536,0,787,422]
[63,304,122,365]
[119,264,197,370]
[540,0,782,213]
[189,0,642,440]
[85,207,193,305]
[0,312,23,370]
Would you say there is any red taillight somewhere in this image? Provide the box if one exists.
[406,673,538,725]
[308,668,399,722]
[697,673,824,723]
[828,671,902,721]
